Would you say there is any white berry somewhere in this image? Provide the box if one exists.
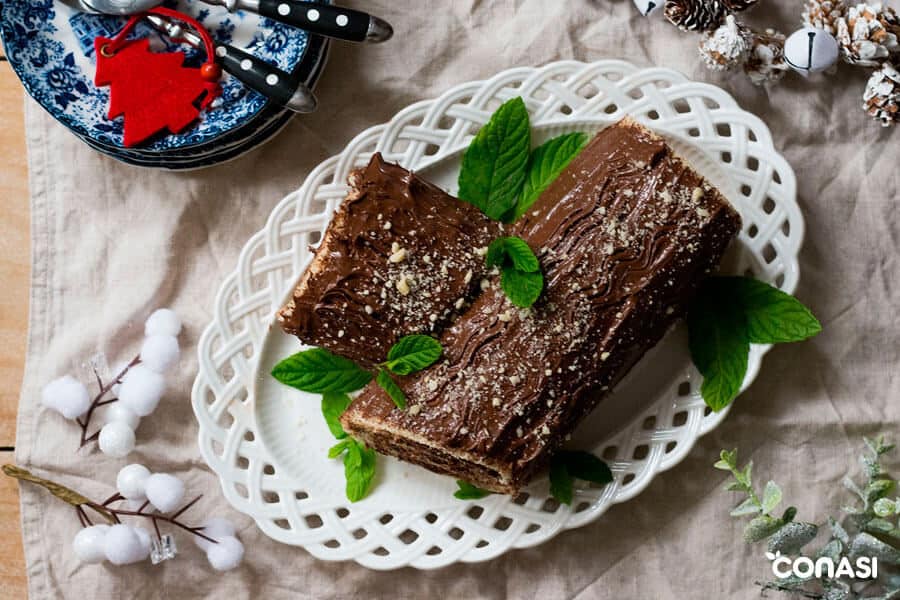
[41,375,91,419]
[103,402,140,431]
[140,335,180,373]
[194,517,237,551]
[98,421,136,457]
[118,365,165,417]
[73,525,109,564]
[145,473,185,513]
[206,535,244,571]
[117,464,151,501]
[145,308,182,337]
[132,526,152,557]
[103,524,148,565]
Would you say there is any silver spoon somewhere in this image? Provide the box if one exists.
[84,0,392,43]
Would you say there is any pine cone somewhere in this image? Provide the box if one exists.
[863,61,900,126]
[699,15,752,71]
[803,0,846,35]
[723,0,759,12]
[836,3,900,67]
[665,0,726,32]
[744,29,788,85]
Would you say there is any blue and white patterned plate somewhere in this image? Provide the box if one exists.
[1,0,327,160]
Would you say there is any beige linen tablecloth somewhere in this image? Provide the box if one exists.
[15,1,900,598]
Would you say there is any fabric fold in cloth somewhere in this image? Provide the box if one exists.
[15,1,900,598]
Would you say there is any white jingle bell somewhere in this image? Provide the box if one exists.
[784,26,839,76]
[633,0,662,16]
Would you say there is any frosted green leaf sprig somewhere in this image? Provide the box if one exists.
[717,436,900,599]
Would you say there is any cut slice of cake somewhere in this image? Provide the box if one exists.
[277,153,501,366]
[341,118,743,493]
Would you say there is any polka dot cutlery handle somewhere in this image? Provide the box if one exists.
[215,44,317,113]
[255,0,393,43]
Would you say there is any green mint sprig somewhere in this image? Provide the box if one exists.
[517,132,589,220]
[375,334,442,409]
[457,98,588,223]
[271,347,372,394]
[688,276,821,412]
[454,480,493,500]
[485,236,544,308]
[458,97,531,221]
[321,392,352,439]
[330,438,377,502]
[272,335,443,502]
[549,451,613,505]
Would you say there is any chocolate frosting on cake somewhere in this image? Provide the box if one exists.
[341,119,743,493]
[278,153,500,366]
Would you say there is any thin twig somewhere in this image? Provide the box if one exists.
[78,354,141,449]
[170,494,202,520]
[87,496,218,545]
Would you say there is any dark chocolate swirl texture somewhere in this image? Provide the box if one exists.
[342,118,743,494]
[278,154,500,367]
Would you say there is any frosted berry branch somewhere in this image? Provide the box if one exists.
[3,464,245,570]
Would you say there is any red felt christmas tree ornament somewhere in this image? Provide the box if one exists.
[94,7,222,147]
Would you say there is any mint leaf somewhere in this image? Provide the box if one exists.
[500,268,543,308]
[376,369,406,409]
[386,335,442,376]
[344,440,377,502]
[484,236,544,307]
[728,277,822,343]
[458,97,531,221]
[556,451,613,484]
[549,458,573,505]
[328,439,351,458]
[688,280,749,412]
[321,392,352,439]
[454,480,493,500]
[516,132,588,219]
[486,236,540,273]
[272,348,371,394]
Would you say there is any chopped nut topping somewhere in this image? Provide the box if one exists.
[692,187,704,202]
[364,305,373,315]
[382,221,392,230]
[396,275,411,296]
[541,425,550,436]
[498,310,513,322]
[388,247,407,263]
[545,369,553,376]
[463,270,473,284]
[509,375,521,385]
[600,351,610,361]
[337,330,345,338]
[492,397,501,407]
[474,246,488,257]
[455,298,465,310]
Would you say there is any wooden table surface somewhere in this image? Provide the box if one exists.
[1,46,33,598]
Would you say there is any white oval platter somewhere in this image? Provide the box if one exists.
[192,59,802,570]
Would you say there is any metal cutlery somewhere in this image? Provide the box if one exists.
[83,0,392,43]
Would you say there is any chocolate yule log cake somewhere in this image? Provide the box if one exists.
[278,153,501,366]
[341,118,743,493]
